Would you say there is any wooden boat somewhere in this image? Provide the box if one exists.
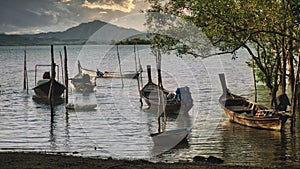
[33,72,65,100]
[78,61,140,79]
[218,73,289,131]
[70,73,95,93]
[141,65,193,115]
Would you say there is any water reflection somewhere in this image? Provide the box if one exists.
[220,119,299,167]
[49,107,71,153]
[49,114,57,150]
[64,110,70,147]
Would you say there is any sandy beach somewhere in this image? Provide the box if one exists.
[1,152,298,169]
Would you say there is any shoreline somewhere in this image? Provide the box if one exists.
[0,152,298,169]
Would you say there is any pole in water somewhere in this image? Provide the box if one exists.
[49,45,55,116]
[137,46,143,87]
[60,51,65,86]
[64,46,69,105]
[134,45,143,107]
[116,44,124,88]
[23,46,28,94]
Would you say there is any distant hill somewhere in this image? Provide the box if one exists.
[0,20,149,46]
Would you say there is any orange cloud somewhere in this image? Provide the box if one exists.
[81,0,135,13]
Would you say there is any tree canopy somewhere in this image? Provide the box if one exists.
[146,0,300,109]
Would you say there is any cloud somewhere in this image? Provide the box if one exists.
[0,0,149,34]
[81,0,135,13]
[0,0,75,34]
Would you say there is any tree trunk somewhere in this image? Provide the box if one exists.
[291,49,300,132]
[280,42,287,94]
[252,58,257,102]
[288,39,295,96]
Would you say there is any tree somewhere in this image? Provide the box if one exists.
[145,0,300,108]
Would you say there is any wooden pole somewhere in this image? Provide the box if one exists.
[134,45,143,107]
[60,51,65,86]
[23,48,26,90]
[23,47,28,94]
[116,45,124,88]
[137,46,143,87]
[48,45,55,115]
[64,46,69,105]
[157,49,166,130]
[155,47,166,132]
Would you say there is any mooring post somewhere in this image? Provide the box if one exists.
[116,44,124,88]
[23,47,28,94]
[156,48,166,131]
[60,51,65,86]
[134,45,143,107]
[48,45,55,117]
[64,46,69,105]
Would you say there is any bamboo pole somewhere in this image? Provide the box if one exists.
[48,45,55,116]
[23,47,29,94]
[60,51,65,86]
[155,47,166,132]
[157,49,166,130]
[134,45,143,107]
[116,45,124,88]
[64,46,69,105]
[23,48,26,90]
[137,46,143,87]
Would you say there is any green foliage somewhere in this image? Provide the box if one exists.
[146,0,300,100]
[145,1,213,58]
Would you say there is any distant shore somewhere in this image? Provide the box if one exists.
[0,152,297,169]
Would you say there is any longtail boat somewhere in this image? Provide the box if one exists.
[141,65,193,115]
[218,73,289,131]
[33,71,65,101]
[78,61,140,79]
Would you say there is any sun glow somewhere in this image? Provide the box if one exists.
[81,0,135,13]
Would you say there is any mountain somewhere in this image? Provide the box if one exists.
[0,20,149,45]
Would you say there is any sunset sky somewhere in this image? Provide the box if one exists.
[0,0,150,34]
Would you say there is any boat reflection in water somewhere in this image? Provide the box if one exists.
[220,119,295,167]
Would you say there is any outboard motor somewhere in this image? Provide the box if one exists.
[176,86,193,113]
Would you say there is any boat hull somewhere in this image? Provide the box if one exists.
[102,71,139,78]
[141,82,181,114]
[219,93,289,131]
[70,74,95,93]
[33,79,65,100]
[151,128,190,154]
[78,61,139,79]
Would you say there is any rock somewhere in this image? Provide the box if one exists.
[193,156,207,162]
[207,156,224,164]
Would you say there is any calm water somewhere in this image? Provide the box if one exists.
[0,45,299,167]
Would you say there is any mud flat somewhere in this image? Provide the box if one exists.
[0,152,296,169]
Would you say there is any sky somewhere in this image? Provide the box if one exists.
[0,0,150,34]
